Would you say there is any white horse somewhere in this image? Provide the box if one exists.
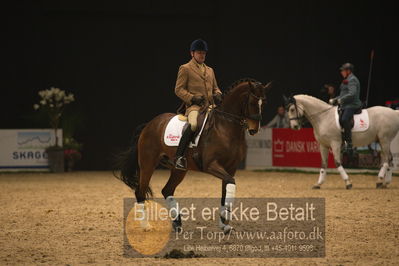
[285,94,399,189]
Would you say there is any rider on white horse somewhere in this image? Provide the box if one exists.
[329,63,362,154]
[286,93,399,189]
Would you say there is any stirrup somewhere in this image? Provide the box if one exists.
[175,156,187,170]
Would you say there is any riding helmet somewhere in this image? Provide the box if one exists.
[190,39,208,51]
[340,62,354,71]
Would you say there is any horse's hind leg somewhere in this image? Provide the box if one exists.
[331,141,352,189]
[385,152,394,186]
[135,162,157,202]
[313,144,329,189]
[161,169,187,232]
[135,149,159,230]
[377,140,392,189]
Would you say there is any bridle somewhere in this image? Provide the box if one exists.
[214,84,266,129]
[286,97,303,124]
[246,91,266,121]
[286,97,333,126]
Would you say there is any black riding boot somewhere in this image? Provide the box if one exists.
[343,124,353,155]
[175,127,195,170]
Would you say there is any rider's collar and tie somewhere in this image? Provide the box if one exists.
[192,59,206,75]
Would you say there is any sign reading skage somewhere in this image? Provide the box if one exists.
[123,198,325,258]
[0,129,62,170]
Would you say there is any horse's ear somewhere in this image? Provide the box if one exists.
[247,80,254,89]
[263,81,273,93]
[283,95,289,107]
[283,95,288,102]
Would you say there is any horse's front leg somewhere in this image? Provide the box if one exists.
[162,169,187,232]
[313,144,329,189]
[206,161,236,234]
[219,180,236,233]
[331,141,352,189]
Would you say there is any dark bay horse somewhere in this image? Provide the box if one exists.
[115,78,271,233]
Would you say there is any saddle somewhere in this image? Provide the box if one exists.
[164,110,209,147]
[338,107,361,128]
[335,107,369,132]
[176,101,209,138]
[182,110,208,142]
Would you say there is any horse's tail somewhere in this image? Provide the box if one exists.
[113,123,153,198]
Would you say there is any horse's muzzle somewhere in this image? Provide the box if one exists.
[293,125,301,130]
[248,129,258,135]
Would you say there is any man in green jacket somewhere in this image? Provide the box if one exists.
[330,63,362,153]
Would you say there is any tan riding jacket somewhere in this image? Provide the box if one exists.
[175,58,221,114]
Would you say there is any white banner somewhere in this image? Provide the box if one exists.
[0,129,62,170]
[245,128,272,169]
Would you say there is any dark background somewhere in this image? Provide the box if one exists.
[3,0,398,170]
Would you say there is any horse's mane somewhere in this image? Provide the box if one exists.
[224,77,261,95]
[295,94,331,107]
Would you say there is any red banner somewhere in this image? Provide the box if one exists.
[272,128,335,168]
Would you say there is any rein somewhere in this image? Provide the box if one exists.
[307,106,334,121]
[213,108,249,128]
[289,101,334,125]
[213,90,266,129]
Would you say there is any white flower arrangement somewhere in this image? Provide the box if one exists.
[33,87,75,147]
[34,87,75,110]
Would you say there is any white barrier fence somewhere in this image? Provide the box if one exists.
[0,129,62,171]
[246,128,399,172]
[245,128,272,169]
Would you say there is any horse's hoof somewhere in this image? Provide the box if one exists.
[223,225,233,234]
[174,226,182,233]
[172,219,182,233]
[346,184,352,190]
[381,184,388,189]
[139,220,153,231]
[376,182,383,189]
[312,185,321,189]
[142,224,153,232]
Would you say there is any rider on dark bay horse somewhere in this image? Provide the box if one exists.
[329,62,362,154]
[115,76,271,232]
[174,39,223,170]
